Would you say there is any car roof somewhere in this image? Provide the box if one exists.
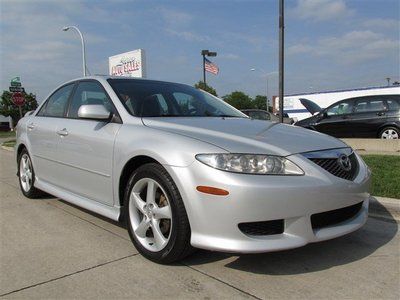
[66,75,186,87]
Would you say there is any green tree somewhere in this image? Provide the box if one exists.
[222,91,253,110]
[253,95,268,111]
[194,81,217,96]
[0,91,38,127]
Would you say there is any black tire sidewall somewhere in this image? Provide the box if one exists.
[124,163,190,263]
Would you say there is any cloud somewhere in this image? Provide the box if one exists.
[287,30,399,63]
[290,0,354,22]
[157,7,193,28]
[219,53,240,60]
[362,18,400,30]
[165,29,210,43]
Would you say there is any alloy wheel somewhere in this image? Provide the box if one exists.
[381,129,399,139]
[19,154,33,192]
[129,178,173,252]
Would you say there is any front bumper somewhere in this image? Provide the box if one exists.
[165,152,371,253]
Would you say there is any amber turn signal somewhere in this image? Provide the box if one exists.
[196,186,229,196]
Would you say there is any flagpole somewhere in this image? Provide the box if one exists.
[203,54,206,85]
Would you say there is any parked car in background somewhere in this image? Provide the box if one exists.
[16,76,370,264]
[241,109,294,124]
[295,95,400,139]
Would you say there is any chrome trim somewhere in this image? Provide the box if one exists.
[301,147,353,159]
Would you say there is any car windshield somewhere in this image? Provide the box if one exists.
[108,79,247,118]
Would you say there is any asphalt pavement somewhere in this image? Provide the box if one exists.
[0,149,399,299]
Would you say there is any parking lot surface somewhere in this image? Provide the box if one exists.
[0,149,399,299]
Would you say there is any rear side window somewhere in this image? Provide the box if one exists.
[68,81,115,118]
[37,84,74,117]
[354,98,385,113]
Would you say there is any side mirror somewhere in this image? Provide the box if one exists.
[78,105,111,121]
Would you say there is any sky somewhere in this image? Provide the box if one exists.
[0,0,399,102]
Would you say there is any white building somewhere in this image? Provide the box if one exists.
[0,115,12,131]
[273,85,400,121]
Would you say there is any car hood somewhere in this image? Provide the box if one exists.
[142,117,348,156]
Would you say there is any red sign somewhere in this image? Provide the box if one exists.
[12,92,25,106]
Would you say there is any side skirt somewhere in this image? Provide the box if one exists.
[35,178,121,221]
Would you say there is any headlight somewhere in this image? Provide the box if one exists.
[195,154,304,175]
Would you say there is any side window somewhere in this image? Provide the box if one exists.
[68,81,115,119]
[327,101,352,116]
[385,97,400,111]
[354,98,385,113]
[38,84,74,117]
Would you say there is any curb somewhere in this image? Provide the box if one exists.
[1,146,14,152]
[369,196,399,222]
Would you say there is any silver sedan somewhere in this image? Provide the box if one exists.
[16,76,371,263]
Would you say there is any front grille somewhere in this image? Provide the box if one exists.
[238,219,284,236]
[311,202,363,230]
[309,152,359,181]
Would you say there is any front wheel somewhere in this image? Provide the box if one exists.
[124,163,194,264]
[379,127,399,139]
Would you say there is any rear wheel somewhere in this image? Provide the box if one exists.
[379,127,399,139]
[124,163,194,264]
[18,149,44,198]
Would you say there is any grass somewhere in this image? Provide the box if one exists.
[0,131,16,138]
[361,155,400,199]
[1,139,16,148]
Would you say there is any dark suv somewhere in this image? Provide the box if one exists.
[295,95,400,139]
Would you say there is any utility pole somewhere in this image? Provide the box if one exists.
[278,0,285,123]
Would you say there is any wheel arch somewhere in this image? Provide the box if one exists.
[377,123,400,138]
[118,155,161,208]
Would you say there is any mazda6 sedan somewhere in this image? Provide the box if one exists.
[16,76,371,263]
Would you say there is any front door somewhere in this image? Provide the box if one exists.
[314,100,353,138]
[54,80,121,206]
[28,83,75,185]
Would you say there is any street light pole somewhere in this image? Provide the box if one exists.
[63,26,87,76]
[278,0,285,123]
[250,68,277,112]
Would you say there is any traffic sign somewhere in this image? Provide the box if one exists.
[11,81,22,87]
[12,92,25,106]
[9,86,25,93]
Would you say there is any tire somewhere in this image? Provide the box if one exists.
[124,163,194,264]
[18,149,45,198]
[379,126,399,139]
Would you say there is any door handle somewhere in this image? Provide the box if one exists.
[27,123,35,130]
[56,128,69,137]
[376,112,385,116]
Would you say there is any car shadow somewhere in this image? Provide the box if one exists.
[182,199,398,275]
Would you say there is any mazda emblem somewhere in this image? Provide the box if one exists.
[338,154,352,172]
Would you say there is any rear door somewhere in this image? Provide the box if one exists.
[28,83,75,185]
[54,80,121,205]
[351,96,388,137]
[313,100,353,137]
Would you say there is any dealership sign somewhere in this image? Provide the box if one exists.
[108,49,146,78]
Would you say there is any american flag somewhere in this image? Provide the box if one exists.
[204,58,219,75]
